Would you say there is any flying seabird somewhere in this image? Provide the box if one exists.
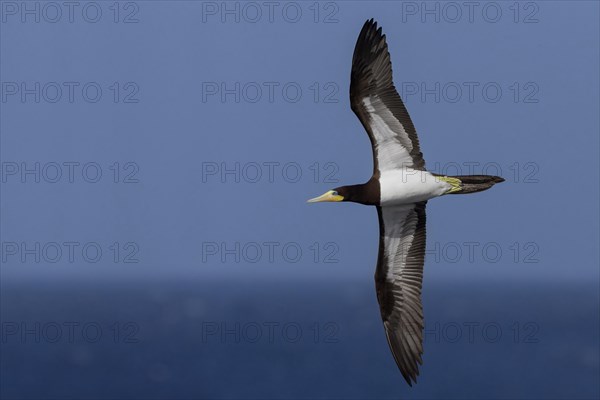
[308,19,505,385]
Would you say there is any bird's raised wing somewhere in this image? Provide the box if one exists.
[351,19,425,173]
[375,202,427,386]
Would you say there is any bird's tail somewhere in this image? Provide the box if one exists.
[435,174,505,195]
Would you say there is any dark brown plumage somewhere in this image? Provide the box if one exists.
[350,18,426,173]
[308,18,505,386]
[375,202,427,386]
[350,18,428,386]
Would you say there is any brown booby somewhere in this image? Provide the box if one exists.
[308,19,505,386]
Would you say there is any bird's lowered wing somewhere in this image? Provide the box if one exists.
[350,19,425,173]
[375,202,427,386]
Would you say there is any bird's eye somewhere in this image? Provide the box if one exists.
[332,191,338,195]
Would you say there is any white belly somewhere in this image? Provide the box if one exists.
[379,169,451,205]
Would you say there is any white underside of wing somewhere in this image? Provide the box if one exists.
[363,96,415,171]
[379,169,450,206]
[380,205,417,282]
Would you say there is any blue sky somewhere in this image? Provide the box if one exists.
[1,1,599,286]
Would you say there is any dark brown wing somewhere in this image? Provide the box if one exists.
[375,202,427,385]
[350,19,425,173]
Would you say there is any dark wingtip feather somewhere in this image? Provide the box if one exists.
[401,370,417,387]
[361,18,379,36]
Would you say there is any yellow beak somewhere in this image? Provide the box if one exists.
[307,190,344,203]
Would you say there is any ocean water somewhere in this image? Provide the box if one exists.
[1,279,598,399]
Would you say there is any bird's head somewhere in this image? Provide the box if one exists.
[307,181,379,205]
[307,187,349,203]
